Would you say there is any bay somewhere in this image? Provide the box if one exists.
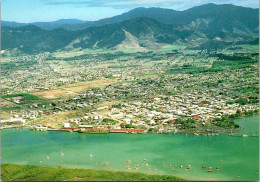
[1,115,259,181]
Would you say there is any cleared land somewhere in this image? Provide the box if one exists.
[32,78,118,99]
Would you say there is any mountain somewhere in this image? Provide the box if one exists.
[66,7,178,31]
[1,19,88,30]
[1,21,27,27]
[1,4,259,54]
[63,3,259,32]
[1,25,79,53]
[2,17,185,53]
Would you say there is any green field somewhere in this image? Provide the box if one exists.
[157,45,186,52]
[1,163,185,181]
[2,93,41,100]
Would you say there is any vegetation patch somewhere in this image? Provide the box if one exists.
[1,163,185,181]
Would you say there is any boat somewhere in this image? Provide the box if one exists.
[242,134,248,137]
[60,152,64,156]
[89,153,93,158]
[207,170,213,172]
[186,165,192,169]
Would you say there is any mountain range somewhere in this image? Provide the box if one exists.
[1,3,259,54]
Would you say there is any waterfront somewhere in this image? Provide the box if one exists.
[1,115,259,181]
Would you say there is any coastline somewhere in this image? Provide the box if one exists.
[2,113,258,136]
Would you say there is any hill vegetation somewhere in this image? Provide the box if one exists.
[1,163,185,181]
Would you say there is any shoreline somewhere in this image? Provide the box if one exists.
[1,113,258,136]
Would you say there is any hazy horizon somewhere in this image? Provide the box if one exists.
[2,0,259,23]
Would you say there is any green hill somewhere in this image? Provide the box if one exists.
[1,163,185,181]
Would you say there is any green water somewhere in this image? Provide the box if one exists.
[2,115,259,181]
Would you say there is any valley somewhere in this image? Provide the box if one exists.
[1,44,259,134]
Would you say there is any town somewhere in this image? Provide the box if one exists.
[1,46,259,135]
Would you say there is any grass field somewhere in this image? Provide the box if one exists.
[157,45,186,52]
[1,163,185,181]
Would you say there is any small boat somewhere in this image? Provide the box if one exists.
[242,134,248,137]
[60,152,64,156]
[126,160,131,163]
[186,165,192,169]
[180,165,183,168]
[207,170,213,172]
[216,167,220,171]
[46,156,50,160]
[145,164,149,166]
[201,166,206,170]
[89,153,93,158]
[144,158,147,161]
[172,169,176,171]
[194,133,200,136]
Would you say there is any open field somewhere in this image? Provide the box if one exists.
[157,45,186,52]
[32,109,89,128]
[1,163,185,181]
[32,78,118,99]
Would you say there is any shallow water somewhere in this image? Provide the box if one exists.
[1,115,259,181]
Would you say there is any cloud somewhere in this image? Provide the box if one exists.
[45,0,259,10]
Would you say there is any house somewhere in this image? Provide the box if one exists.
[64,123,70,128]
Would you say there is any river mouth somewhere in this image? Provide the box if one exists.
[1,115,259,181]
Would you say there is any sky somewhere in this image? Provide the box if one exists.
[2,0,259,23]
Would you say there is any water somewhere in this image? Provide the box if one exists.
[1,115,259,181]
